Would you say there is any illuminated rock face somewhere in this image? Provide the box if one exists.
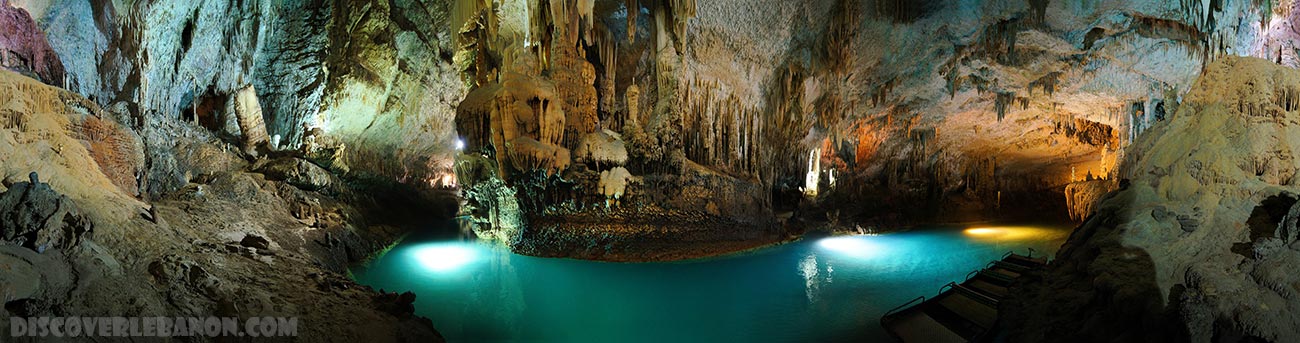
[1008,57,1300,342]
[443,0,1300,258]
[11,0,1300,338]
[457,62,570,179]
[233,85,269,156]
[448,0,791,260]
[11,0,1296,245]
[13,0,460,197]
[0,0,63,86]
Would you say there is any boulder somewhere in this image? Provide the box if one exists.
[372,291,418,317]
[0,172,93,252]
[239,233,272,250]
[256,157,334,191]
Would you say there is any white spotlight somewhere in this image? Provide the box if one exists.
[409,243,477,272]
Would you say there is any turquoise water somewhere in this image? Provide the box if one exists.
[351,224,1072,342]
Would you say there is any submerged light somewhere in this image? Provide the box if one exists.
[963,226,1068,242]
[409,243,477,272]
[817,236,879,258]
[964,227,1004,236]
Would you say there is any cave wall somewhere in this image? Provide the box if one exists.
[443,0,1300,242]
[7,0,462,198]
[8,0,1281,228]
[1009,56,1300,343]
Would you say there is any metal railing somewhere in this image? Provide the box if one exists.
[882,295,927,319]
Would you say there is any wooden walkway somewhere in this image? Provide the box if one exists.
[880,252,1047,343]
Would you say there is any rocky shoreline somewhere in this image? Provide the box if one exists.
[516,215,796,262]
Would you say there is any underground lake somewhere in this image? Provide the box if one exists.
[351,223,1072,342]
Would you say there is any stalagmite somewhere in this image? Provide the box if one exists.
[234,85,269,156]
[598,166,633,207]
[626,84,640,128]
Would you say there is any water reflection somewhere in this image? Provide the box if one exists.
[799,253,820,303]
[353,224,1072,342]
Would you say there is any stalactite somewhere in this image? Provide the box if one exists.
[826,0,860,75]
[452,0,496,49]
[995,91,1014,122]
[1275,84,1300,112]
[0,109,26,131]
[969,75,990,95]
[529,0,557,70]
[1029,71,1062,96]
[593,24,618,117]
[1027,0,1050,27]
[680,76,766,178]
[981,19,1021,65]
[626,0,638,43]
[873,0,934,22]
[578,0,596,44]
[872,78,896,107]
[1129,101,1146,141]
[654,0,696,54]
[941,47,968,98]
[760,62,811,185]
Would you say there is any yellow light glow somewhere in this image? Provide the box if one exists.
[964,227,1004,236]
[962,226,1069,242]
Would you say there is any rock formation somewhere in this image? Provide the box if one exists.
[0,1,63,86]
[1007,57,1300,342]
[6,0,1300,339]
[233,85,269,156]
[0,67,446,341]
[0,172,93,252]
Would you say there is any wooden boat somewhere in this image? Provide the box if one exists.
[880,252,1047,342]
